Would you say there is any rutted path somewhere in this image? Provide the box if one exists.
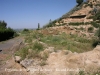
[0,37,24,53]
[0,37,29,75]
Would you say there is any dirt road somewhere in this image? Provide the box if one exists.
[0,37,29,75]
[0,37,24,54]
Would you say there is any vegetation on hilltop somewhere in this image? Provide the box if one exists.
[76,0,83,6]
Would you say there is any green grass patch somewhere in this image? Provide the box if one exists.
[19,30,95,58]
[15,47,28,60]
[32,41,44,52]
[41,33,94,53]
[15,41,44,59]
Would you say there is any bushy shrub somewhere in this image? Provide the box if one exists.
[88,27,94,32]
[32,41,44,52]
[0,28,15,41]
[15,47,28,60]
[89,9,100,21]
[76,0,83,6]
[90,22,99,28]
[92,40,99,47]
[0,21,15,41]
[23,28,29,32]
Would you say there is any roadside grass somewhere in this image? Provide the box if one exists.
[15,41,44,60]
[15,47,28,60]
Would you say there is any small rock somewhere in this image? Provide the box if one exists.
[15,56,21,63]
[20,58,33,68]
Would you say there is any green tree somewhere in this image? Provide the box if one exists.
[0,20,7,29]
[49,19,52,27]
[76,0,83,5]
[38,23,40,30]
[49,19,52,25]
[0,20,16,41]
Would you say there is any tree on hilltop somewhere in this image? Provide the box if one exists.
[37,23,40,30]
[76,0,83,6]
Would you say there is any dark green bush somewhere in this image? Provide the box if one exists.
[0,28,15,41]
[90,22,99,28]
[88,27,94,32]
[92,40,99,47]
[76,0,83,6]
[23,28,29,32]
[0,21,15,41]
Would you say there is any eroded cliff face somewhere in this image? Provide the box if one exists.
[55,0,100,26]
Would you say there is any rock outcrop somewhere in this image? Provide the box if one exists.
[19,45,100,75]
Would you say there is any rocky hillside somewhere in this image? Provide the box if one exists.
[61,0,100,23]
[43,0,100,27]
[42,0,100,39]
[2,0,100,75]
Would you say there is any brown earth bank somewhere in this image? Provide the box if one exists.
[21,45,100,75]
[12,44,100,75]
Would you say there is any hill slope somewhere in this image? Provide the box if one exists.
[4,1,100,75]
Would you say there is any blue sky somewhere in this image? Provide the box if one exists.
[0,0,77,29]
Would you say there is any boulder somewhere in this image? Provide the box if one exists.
[15,56,21,63]
[20,58,33,68]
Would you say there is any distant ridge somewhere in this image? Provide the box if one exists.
[14,28,36,32]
